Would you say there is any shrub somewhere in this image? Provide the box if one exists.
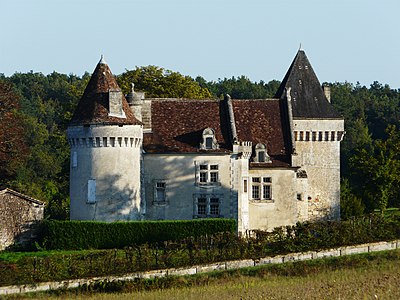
[38,219,236,250]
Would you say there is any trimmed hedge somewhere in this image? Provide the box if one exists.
[39,219,236,250]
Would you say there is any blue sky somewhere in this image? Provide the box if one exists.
[1,0,399,88]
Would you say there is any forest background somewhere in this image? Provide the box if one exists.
[0,65,399,220]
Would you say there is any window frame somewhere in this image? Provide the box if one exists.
[193,193,222,218]
[196,162,221,187]
[250,176,273,202]
[153,180,167,205]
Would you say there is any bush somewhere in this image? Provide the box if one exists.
[38,219,236,250]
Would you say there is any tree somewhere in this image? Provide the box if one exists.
[349,125,400,212]
[0,81,28,183]
[117,66,212,99]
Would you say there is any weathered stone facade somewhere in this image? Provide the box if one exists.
[0,188,44,250]
[69,50,344,232]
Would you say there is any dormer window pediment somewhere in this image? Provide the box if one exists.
[200,128,219,150]
[108,90,126,118]
[254,143,271,163]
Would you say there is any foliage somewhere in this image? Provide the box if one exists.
[349,125,400,212]
[340,178,365,219]
[1,215,400,287]
[0,81,29,182]
[39,219,237,250]
[117,66,212,99]
[197,76,281,99]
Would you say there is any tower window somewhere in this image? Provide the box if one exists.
[87,179,96,203]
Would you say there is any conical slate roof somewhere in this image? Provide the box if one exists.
[69,57,141,126]
[275,50,341,119]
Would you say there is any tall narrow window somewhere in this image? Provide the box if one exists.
[197,197,207,216]
[87,179,96,203]
[72,151,78,168]
[154,181,166,203]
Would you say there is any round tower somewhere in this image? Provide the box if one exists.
[67,56,143,221]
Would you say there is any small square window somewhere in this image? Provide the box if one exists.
[210,165,218,170]
[252,177,261,183]
[200,165,208,170]
[263,177,271,183]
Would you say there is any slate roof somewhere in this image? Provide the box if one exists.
[143,99,231,153]
[275,50,342,119]
[69,58,141,126]
[231,99,291,167]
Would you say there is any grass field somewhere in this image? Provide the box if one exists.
[10,250,400,300]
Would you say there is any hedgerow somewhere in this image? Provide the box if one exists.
[38,219,236,250]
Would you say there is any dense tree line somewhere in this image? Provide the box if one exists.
[0,67,399,220]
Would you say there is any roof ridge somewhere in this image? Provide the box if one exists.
[0,188,45,205]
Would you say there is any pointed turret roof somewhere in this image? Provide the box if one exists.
[275,50,341,119]
[69,57,141,126]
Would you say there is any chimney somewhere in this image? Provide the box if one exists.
[322,85,331,103]
[126,83,143,122]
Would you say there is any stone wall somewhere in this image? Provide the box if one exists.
[68,124,143,221]
[0,190,44,250]
[2,240,399,295]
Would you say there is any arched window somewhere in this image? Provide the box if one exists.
[200,128,219,150]
[254,143,271,163]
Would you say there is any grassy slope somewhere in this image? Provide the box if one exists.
[10,250,400,300]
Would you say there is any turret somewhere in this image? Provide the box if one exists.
[67,56,143,221]
[277,50,344,222]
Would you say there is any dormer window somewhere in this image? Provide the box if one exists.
[108,90,126,118]
[200,128,219,150]
[254,143,271,163]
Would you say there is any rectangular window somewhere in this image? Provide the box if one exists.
[72,151,78,168]
[209,198,219,216]
[252,185,260,199]
[197,197,207,216]
[210,172,218,182]
[197,163,219,185]
[312,132,317,141]
[154,181,166,203]
[263,185,271,200]
[318,131,323,141]
[251,177,273,201]
[200,172,207,183]
[87,179,96,203]
[331,131,335,141]
[205,137,213,149]
[243,179,248,193]
[325,131,329,141]
[305,131,310,141]
[299,131,304,141]
[194,194,222,218]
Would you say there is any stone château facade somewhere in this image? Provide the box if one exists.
[67,50,344,232]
